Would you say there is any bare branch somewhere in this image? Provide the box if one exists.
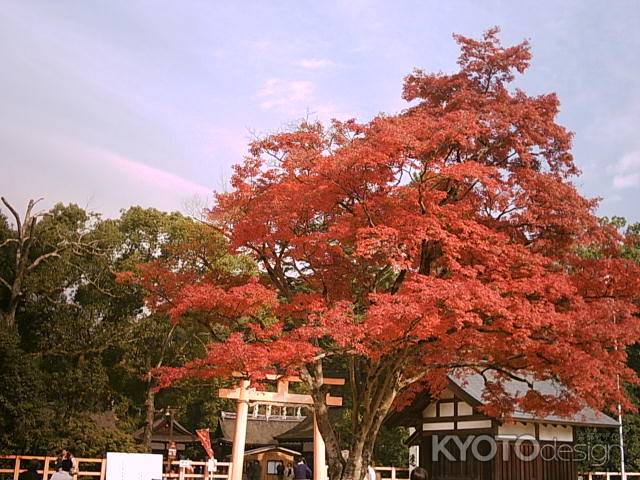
[1,197,22,233]
[0,238,18,249]
[27,251,60,272]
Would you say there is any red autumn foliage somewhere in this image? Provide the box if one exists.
[141,28,640,477]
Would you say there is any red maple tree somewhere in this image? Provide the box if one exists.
[142,28,640,480]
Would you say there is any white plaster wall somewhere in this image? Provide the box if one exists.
[457,420,492,429]
[539,424,573,442]
[497,422,536,438]
[423,422,455,431]
[439,403,454,417]
[457,401,473,416]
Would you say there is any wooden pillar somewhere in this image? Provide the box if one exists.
[230,379,250,480]
[99,458,106,480]
[43,457,51,480]
[13,456,21,480]
[313,413,327,480]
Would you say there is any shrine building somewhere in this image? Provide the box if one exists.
[390,371,618,480]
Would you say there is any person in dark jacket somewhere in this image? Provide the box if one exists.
[249,460,261,480]
[19,461,41,480]
[410,467,428,480]
[293,457,312,480]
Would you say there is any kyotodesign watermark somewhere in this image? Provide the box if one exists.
[431,435,620,466]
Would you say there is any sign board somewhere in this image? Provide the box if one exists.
[106,452,163,480]
[168,441,177,458]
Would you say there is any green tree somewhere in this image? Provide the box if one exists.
[0,200,251,455]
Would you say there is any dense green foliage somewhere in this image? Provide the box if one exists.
[0,203,232,456]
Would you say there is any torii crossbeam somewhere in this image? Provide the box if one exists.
[219,375,344,480]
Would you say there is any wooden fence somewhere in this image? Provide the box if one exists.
[13,459,637,480]
[0,456,105,480]
[0,456,234,480]
[164,460,231,480]
[581,474,640,479]
[373,467,409,480]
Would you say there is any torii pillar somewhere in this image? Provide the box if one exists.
[229,378,250,480]
[219,375,344,480]
[313,412,326,480]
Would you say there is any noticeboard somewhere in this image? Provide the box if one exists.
[106,452,164,480]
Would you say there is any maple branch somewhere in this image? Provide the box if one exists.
[476,365,535,389]
[389,269,406,294]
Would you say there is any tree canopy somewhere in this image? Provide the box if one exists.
[146,28,640,480]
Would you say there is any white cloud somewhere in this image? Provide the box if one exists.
[255,78,354,123]
[610,150,640,190]
[296,58,336,69]
[257,78,315,112]
[613,173,639,189]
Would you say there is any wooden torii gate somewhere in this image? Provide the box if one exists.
[219,375,344,480]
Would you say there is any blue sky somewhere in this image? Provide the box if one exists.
[1,1,639,221]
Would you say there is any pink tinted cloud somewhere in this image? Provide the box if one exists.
[98,147,212,196]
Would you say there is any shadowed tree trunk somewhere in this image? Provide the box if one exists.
[305,356,407,480]
[142,323,177,451]
[143,374,156,451]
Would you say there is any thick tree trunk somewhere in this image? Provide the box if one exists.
[309,356,404,480]
[143,378,156,451]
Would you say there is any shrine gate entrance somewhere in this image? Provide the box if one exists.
[219,375,344,480]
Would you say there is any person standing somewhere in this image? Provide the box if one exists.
[67,451,78,476]
[50,459,73,480]
[18,461,41,480]
[293,457,311,480]
[367,463,377,480]
[284,462,294,480]
[409,467,428,480]
[55,450,77,476]
[249,460,261,480]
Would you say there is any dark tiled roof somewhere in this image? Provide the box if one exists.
[274,416,313,441]
[217,413,307,445]
[133,416,197,442]
[449,370,619,427]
